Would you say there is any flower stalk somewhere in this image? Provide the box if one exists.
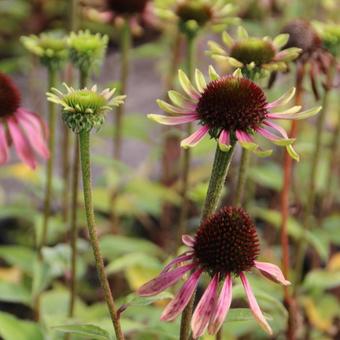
[39,67,57,255]
[178,34,196,237]
[114,19,131,159]
[79,130,124,340]
[180,143,236,340]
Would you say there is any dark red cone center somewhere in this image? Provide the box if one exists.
[107,0,149,15]
[0,73,20,118]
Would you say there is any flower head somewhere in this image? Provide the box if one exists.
[0,73,49,168]
[157,0,238,37]
[138,206,290,338]
[208,26,301,78]
[21,32,68,70]
[148,67,321,160]
[281,20,333,99]
[47,84,125,133]
[67,30,108,73]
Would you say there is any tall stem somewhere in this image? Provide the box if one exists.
[178,34,196,237]
[233,149,250,207]
[179,144,236,340]
[39,67,57,254]
[295,62,335,283]
[114,19,131,159]
[280,64,305,340]
[79,131,124,340]
[68,69,88,319]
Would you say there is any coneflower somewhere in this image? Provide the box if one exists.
[0,73,49,168]
[149,67,321,160]
[138,206,290,338]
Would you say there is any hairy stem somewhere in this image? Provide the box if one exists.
[114,19,131,159]
[79,130,124,340]
[178,34,196,237]
[40,67,57,254]
[68,69,88,320]
[180,144,236,340]
[234,149,250,207]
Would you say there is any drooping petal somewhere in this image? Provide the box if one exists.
[270,105,302,116]
[178,70,201,99]
[180,126,209,149]
[208,274,232,335]
[218,130,232,152]
[161,253,194,274]
[0,124,9,165]
[147,114,198,126]
[191,274,219,339]
[266,87,296,109]
[7,117,36,169]
[268,106,321,120]
[254,261,291,286]
[182,234,195,247]
[138,263,195,297]
[157,99,195,115]
[286,144,300,161]
[256,127,295,146]
[161,269,203,321]
[236,130,272,157]
[263,120,289,139]
[240,273,272,335]
[16,111,49,159]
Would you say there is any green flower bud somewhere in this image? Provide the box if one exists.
[21,32,68,70]
[67,30,109,73]
[47,84,125,133]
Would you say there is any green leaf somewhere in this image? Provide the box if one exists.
[0,312,43,340]
[226,308,272,322]
[125,291,173,308]
[303,269,340,291]
[0,245,35,274]
[248,164,282,191]
[100,235,162,260]
[53,324,111,340]
[0,280,31,305]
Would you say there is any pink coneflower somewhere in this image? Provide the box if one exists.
[138,206,290,338]
[0,73,49,168]
[148,67,321,160]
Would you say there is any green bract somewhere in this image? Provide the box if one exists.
[67,30,109,72]
[47,84,125,133]
[21,32,68,70]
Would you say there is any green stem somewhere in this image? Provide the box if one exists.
[68,69,88,320]
[114,19,131,160]
[233,149,250,207]
[180,143,236,340]
[79,131,124,340]
[39,67,57,254]
[178,34,196,237]
[69,0,78,31]
[295,62,335,284]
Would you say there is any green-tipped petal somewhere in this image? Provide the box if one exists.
[233,68,243,77]
[178,69,200,98]
[208,41,226,55]
[156,99,191,114]
[224,56,244,68]
[287,144,300,161]
[168,90,193,108]
[208,65,220,81]
[222,31,234,47]
[237,26,249,39]
[267,87,296,108]
[195,69,207,93]
[273,34,289,49]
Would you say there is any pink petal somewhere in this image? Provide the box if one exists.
[263,121,289,139]
[191,274,219,339]
[182,234,195,247]
[235,130,253,143]
[256,127,294,146]
[7,117,36,169]
[161,268,203,321]
[254,261,291,286]
[208,274,232,335]
[161,252,194,274]
[0,124,9,165]
[240,273,272,335]
[180,125,209,148]
[218,130,232,151]
[16,111,49,159]
[138,263,194,297]
[148,114,198,126]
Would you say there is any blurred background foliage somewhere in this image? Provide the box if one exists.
[0,0,339,339]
